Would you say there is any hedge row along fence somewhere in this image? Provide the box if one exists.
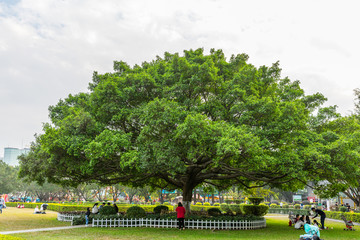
[6,202,174,213]
[268,208,360,223]
[8,202,267,214]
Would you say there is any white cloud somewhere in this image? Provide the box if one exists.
[1,0,360,156]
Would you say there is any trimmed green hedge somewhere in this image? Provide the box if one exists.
[325,211,360,223]
[126,206,146,218]
[267,208,360,223]
[6,202,88,212]
[153,205,169,214]
[191,205,220,211]
[241,204,269,216]
[6,202,174,213]
[220,203,230,212]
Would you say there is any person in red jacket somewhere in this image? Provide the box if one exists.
[176,202,186,230]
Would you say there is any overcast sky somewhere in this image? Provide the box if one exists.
[1,0,359,157]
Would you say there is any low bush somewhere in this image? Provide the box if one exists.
[204,202,211,206]
[229,204,241,214]
[126,206,146,218]
[304,205,311,210]
[213,203,220,206]
[220,203,230,212]
[294,204,300,209]
[195,202,203,205]
[234,199,242,204]
[99,206,117,215]
[153,205,169,214]
[207,207,222,216]
[248,197,264,205]
[283,204,289,208]
[270,203,278,208]
[340,206,348,212]
[241,204,269,216]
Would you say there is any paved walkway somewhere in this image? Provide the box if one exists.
[0,225,87,235]
[265,214,360,226]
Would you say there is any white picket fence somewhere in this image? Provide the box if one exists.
[57,213,81,222]
[92,218,266,230]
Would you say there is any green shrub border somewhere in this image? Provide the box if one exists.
[268,208,360,223]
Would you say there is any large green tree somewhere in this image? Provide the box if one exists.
[0,161,20,194]
[19,48,328,211]
[310,99,360,206]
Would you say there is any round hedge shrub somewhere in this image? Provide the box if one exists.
[153,205,169,214]
[283,204,289,208]
[234,199,242,204]
[126,206,146,218]
[294,204,300,209]
[99,205,117,215]
[220,203,230,212]
[340,206,348,212]
[163,202,169,205]
[204,202,211,206]
[229,204,242,214]
[207,207,222,216]
[213,203,220,206]
[248,197,264,205]
[304,205,311,210]
[270,203,278,208]
[241,204,269,216]
[195,202,203,205]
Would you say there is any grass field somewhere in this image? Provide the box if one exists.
[1,207,360,239]
[0,207,68,231]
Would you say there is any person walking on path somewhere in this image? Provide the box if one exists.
[85,207,91,226]
[311,207,326,229]
[176,202,186,230]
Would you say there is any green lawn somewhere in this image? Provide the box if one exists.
[0,207,69,231]
[2,208,360,240]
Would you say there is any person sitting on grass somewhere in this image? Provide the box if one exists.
[34,206,41,214]
[294,216,305,229]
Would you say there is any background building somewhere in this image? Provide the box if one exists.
[3,147,30,166]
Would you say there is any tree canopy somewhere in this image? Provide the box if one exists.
[19,48,329,209]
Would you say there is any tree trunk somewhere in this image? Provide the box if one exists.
[159,190,164,204]
[212,193,215,204]
[193,189,197,203]
[182,186,193,214]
